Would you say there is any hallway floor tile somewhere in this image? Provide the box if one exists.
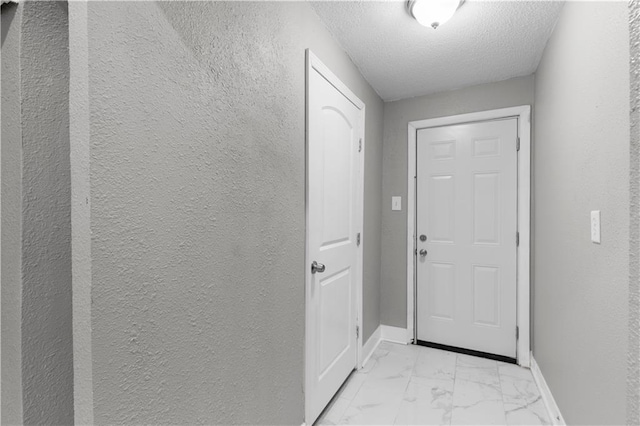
[316,341,550,426]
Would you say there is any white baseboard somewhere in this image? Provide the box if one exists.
[360,326,381,368]
[360,325,410,370]
[530,354,565,426]
[380,325,409,344]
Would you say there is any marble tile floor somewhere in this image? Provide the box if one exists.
[316,341,550,426]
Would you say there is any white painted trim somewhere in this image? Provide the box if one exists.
[406,106,531,367]
[530,355,566,426]
[306,51,365,111]
[381,325,410,344]
[304,49,365,426]
[407,126,417,343]
[360,326,382,369]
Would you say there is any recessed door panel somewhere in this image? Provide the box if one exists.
[473,265,501,327]
[431,140,456,160]
[429,175,455,244]
[473,172,501,245]
[321,108,353,247]
[416,118,517,359]
[319,268,352,377]
[473,137,501,158]
[428,262,455,320]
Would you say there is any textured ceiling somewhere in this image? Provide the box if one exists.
[310,0,564,101]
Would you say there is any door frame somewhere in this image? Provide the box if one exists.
[406,106,531,367]
[304,49,366,424]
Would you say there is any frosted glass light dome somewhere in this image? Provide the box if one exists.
[408,0,463,29]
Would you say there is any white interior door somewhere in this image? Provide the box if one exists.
[416,118,518,359]
[305,52,364,425]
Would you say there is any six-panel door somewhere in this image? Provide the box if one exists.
[416,119,518,359]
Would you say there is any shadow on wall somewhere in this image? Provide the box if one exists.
[2,0,74,424]
[1,3,18,45]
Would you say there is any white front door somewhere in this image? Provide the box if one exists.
[305,52,364,424]
[416,118,518,359]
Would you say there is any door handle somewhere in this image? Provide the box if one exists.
[419,249,428,257]
[311,261,326,274]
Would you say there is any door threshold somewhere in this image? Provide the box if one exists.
[415,340,517,364]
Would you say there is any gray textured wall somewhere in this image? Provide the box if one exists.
[1,3,24,424]
[19,2,74,424]
[380,76,535,328]
[629,2,640,424]
[533,2,629,424]
[72,2,383,423]
[1,2,74,423]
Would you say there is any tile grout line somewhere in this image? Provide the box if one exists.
[449,352,459,426]
[496,362,510,426]
[335,373,365,425]
[500,365,552,425]
[391,348,419,426]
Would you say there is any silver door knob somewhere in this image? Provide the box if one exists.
[419,249,428,257]
[311,261,326,274]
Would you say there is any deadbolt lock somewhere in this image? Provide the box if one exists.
[311,261,326,274]
[419,234,427,242]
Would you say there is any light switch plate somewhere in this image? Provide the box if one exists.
[591,210,601,244]
[392,196,402,211]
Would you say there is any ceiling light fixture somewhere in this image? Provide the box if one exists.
[407,0,464,29]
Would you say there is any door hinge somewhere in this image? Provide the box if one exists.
[358,138,362,152]
[516,326,519,340]
[357,233,361,246]
[516,232,520,246]
[356,325,360,339]
[516,137,521,152]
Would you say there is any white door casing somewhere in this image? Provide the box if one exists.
[305,50,365,425]
[416,119,518,358]
[407,106,531,367]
